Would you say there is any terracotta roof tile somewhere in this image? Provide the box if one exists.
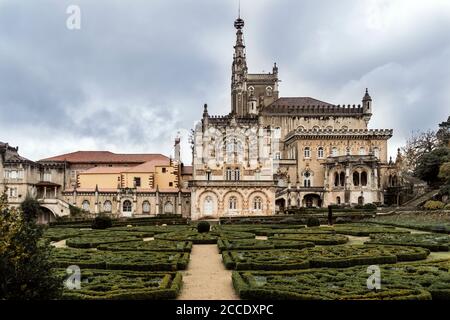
[39,151,169,163]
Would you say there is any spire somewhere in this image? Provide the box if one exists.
[231,7,247,116]
[363,88,372,102]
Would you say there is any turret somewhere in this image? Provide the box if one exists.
[362,88,373,125]
[362,88,372,114]
[202,103,209,131]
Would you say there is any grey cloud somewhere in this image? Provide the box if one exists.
[0,0,449,163]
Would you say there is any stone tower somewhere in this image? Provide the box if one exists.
[231,14,279,117]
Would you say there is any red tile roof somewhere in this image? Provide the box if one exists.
[39,151,169,164]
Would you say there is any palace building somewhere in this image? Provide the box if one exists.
[190,15,398,219]
[1,15,400,222]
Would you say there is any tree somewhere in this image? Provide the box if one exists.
[401,130,438,173]
[414,147,450,186]
[0,195,63,299]
[438,162,450,196]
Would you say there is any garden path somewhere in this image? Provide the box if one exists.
[178,244,239,300]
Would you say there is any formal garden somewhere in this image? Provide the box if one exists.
[2,196,450,300]
[38,216,450,300]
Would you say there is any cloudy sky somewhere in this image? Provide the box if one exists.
[0,0,449,164]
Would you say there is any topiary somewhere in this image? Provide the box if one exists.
[197,221,211,233]
[306,217,320,227]
[92,214,113,229]
[423,200,445,210]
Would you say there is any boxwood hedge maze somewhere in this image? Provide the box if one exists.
[45,220,450,300]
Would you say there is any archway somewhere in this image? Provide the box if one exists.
[275,198,286,212]
[37,206,56,225]
[303,194,322,208]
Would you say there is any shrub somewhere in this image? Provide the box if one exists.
[231,259,450,300]
[444,203,450,210]
[197,221,211,233]
[423,200,445,210]
[60,270,183,300]
[222,245,429,271]
[92,215,113,229]
[306,217,320,227]
[0,195,63,299]
[366,233,450,251]
[363,203,377,210]
[335,217,352,224]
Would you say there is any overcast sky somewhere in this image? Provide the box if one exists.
[0,0,449,164]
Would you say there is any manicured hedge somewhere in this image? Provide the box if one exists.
[44,228,94,241]
[254,227,335,236]
[60,269,183,300]
[52,248,190,271]
[98,240,193,253]
[109,225,194,234]
[154,230,255,244]
[222,249,310,271]
[270,233,349,245]
[333,224,411,236]
[222,245,429,270]
[365,233,450,251]
[232,259,450,300]
[217,239,314,253]
[44,228,156,242]
[66,235,143,248]
[363,214,450,234]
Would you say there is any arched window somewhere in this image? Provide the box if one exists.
[334,172,339,187]
[123,200,132,212]
[103,200,112,213]
[359,147,366,156]
[331,147,338,157]
[339,172,345,187]
[353,172,360,186]
[204,196,214,215]
[361,171,368,186]
[318,147,324,158]
[266,86,273,97]
[253,197,262,210]
[297,126,305,131]
[303,171,312,187]
[234,169,240,181]
[164,202,173,214]
[304,147,311,158]
[226,168,232,180]
[82,200,90,211]
[336,196,341,205]
[142,201,150,214]
[229,196,237,210]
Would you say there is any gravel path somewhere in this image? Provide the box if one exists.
[178,244,239,300]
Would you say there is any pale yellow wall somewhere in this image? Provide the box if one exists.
[78,173,120,189]
[154,165,178,189]
[122,172,152,188]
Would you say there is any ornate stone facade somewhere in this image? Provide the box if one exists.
[190,15,398,219]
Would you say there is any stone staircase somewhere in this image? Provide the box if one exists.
[401,189,440,208]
